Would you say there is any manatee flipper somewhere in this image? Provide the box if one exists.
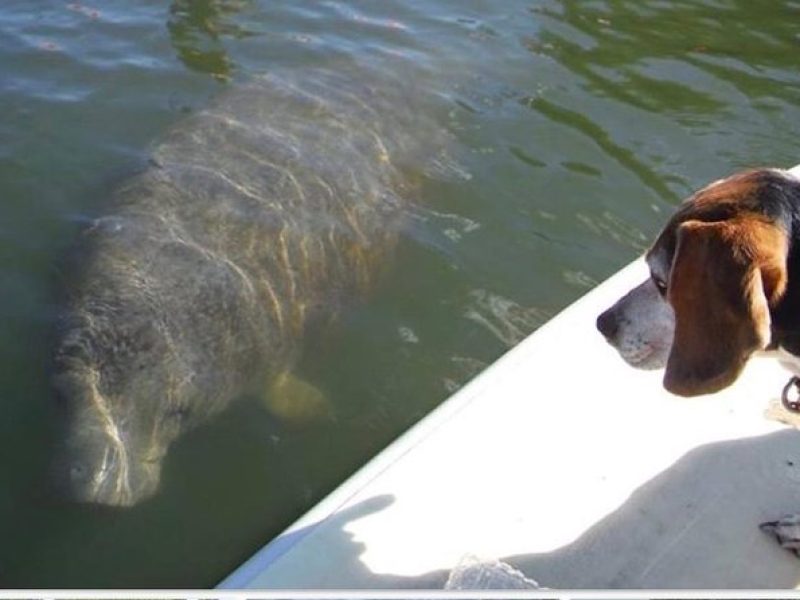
[265,371,334,426]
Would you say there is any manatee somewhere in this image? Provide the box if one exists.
[49,66,438,506]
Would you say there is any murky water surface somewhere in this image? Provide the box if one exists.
[2,0,800,587]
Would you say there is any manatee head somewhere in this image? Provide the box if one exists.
[50,370,169,507]
[49,308,188,507]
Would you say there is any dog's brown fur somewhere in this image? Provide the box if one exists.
[599,168,800,396]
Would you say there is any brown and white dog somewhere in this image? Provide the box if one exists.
[597,167,800,397]
[596,166,800,555]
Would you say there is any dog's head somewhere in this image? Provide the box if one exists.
[597,168,798,396]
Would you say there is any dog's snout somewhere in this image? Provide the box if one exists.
[596,309,619,340]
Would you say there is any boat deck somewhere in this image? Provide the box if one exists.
[220,259,800,589]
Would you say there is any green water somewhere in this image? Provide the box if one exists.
[2,0,800,588]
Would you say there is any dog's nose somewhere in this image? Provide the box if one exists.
[596,310,618,340]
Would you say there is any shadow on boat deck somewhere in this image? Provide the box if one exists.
[226,427,800,589]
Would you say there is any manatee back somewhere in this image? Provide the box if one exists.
[59,66,440,414]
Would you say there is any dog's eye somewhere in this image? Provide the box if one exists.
[652,276,668,295]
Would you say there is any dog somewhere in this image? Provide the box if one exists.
[597,167,800,396]
[596,166,800,556]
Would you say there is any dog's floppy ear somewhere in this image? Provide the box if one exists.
[664,217,788,396]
